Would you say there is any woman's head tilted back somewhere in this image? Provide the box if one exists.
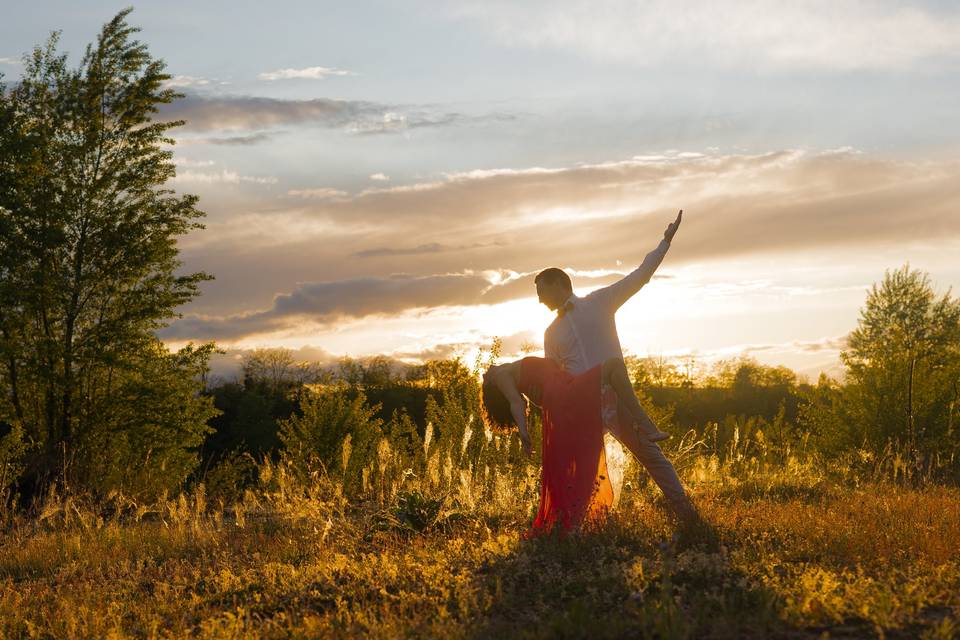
[481,366,520,432]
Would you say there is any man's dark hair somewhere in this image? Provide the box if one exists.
[535,267,572,292]
[481,371,521,432]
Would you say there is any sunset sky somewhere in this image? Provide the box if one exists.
[3,1,960,381]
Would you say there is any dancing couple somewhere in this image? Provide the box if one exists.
[482,210,697,535]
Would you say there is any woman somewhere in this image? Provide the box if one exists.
[482,356,668,535]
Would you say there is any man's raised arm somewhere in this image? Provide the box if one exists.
[594,210,682,311]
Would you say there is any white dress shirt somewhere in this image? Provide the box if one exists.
[545,238,671,375]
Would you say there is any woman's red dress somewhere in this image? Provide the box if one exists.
[518,357,614,535]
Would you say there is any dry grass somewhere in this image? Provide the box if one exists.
[1,476,958,639]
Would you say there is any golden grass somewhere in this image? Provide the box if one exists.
[1,478,958,639]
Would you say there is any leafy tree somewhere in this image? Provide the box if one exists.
[0,10,215,495]
[75,340,219,498]
[841,265,960,457]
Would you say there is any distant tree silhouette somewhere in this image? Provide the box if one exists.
[0,10,216,498]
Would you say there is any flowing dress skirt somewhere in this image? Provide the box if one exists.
[519,357,614,535]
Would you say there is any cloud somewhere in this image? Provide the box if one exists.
[159,94,378,132]
[177,133,274,146]
[169,148,960,342]
[287,188,349,199]
[0,57,20,66]
[161,269,636,341]
[163,75,211,88]
[353,243,446,258]
[689,335,850,362]
[159,93,516,135]
[206,133,273,146]
[160,272,492,340]
[171,169,278,185]
[391,330,540,363]
[370,173,390,181]
[352,242,494,258]
[173,157,216,168]
[292,149,960,266]
[258,66,353,81]
[450,0,960,71]
[793,336,849,353]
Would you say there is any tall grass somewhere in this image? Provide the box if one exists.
[1,384,958,638]
[2,465,958,638]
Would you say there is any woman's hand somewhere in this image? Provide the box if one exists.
[525,384,543,407]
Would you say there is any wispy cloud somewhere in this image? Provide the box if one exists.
[391,330,540,363]
[352,242,492,258]
[160,95,378,132]
[180,133,274,146]
[173,157,216,168]
[158,93,519,136]
[171,169,278,185]
[258,65,354,81]
[287,188,349,200]
[451,0,960,71]
[163,75,211,88]
[369,173,390,181]
[0,56,20,66]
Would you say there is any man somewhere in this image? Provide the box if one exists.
[535,209,696,519]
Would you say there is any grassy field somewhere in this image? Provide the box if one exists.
[1,469,958,639]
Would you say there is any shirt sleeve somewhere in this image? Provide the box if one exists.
[590,238,670,311]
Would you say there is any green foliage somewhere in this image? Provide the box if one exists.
[841,265,960,456]
[0,423,29,505]
[278,385,383,493]
[71,340,219,499]
[371,489,465,535]
[0,9,212,495]
[201,449,259,506]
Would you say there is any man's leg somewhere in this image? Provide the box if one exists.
[603,359,669,441]
[610,402,697,520]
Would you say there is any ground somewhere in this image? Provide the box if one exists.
[1,478,958,639]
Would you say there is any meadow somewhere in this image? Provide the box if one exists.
[2,434,959,639]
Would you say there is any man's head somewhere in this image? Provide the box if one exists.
[535,268,573,311]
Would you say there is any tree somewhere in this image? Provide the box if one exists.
[241,347,325,395]
[841,265,960,457]
[0,10,215,495]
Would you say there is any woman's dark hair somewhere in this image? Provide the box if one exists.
[481,370,520,432]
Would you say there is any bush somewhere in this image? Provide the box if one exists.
[278,386,383,495]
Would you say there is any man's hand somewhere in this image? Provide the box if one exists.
[663,209,682,243]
